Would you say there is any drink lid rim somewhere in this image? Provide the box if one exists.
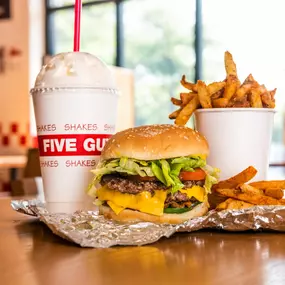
[30,87,119,95]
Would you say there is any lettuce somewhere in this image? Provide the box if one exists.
[160,160,184,193]
[160,160,174,186]
[91,158,154,183]
[91,156,219,193]
[119,157,153,177]
[170,163,184,176]
[151,162,166,184]
[202,165,220,193]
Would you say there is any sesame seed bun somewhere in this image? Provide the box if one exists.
[101,124,209,161]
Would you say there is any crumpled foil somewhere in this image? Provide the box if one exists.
[11,200,176,248]
[11,200,285,248]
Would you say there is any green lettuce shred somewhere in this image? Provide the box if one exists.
[91,158,153,183]
[151,162,166,185]
[201,164,220,193]
[160,159,184,193]
[91,156,219,193]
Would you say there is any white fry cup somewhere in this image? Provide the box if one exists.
[194,108,276,182]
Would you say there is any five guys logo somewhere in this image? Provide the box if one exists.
[37,134,111,156]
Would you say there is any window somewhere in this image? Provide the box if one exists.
[45,0,284,163]
[48,0,99,7]
[123,0,196,125]
[47,2,116,65]
[202,0,285,163]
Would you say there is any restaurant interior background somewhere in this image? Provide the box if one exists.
[0,0,285,191]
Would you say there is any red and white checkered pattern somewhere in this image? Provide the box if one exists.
[0,122,34,155]
[0,122,38,192]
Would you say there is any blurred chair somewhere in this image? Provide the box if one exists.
[10,148,42,197]
[10,179,40,197]
[23,148,41,178]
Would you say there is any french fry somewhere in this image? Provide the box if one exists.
[239,184,263,195]
[216,198,254,211]
[224,75,239,101]
[224,51,237,77]
[180,92,195,106]
[249,180,285,190]
[212,98,229,108]
[169,108,181,120]
[180,75,197,92]
[232,83,252,102]
[270,88,277,101]
[207,82,226,96]
[169,51,276,125]
[212,166,257,191]
[216,188,283,206]
[249,88,263,108]
[213,166,285,211]
[197,80,212,108]
[215,198,231,211]
[215,198,232,211]
[244,74,258,85]
[264,189,284,200]
[171,97,182,106]
[267,88,277,109]
[227,199,254,210]
[259,84,267,93]
[174,94,200,126]
[261,91,275,108]
[257,84,275,108]
[211,89,224,100]
[228,99,250,108]
[269,89,276,108]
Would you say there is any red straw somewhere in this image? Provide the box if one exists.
[73,0,82,52]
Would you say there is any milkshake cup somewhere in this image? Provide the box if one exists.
[30,52,118,205]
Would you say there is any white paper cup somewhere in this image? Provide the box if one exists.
[194,108,276,182]
[31,52,118,203]
[31,87,118,203]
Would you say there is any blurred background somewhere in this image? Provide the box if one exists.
[1,0,285,193]
[45,0,285,158]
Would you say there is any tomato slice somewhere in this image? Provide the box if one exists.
[179,168,206,181]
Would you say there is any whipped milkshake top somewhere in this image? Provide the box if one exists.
[34,52,116,89]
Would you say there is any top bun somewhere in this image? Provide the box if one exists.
[101,124,209,161]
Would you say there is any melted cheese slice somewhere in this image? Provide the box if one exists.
[97,185,206,216]
[196,154,207,160]
[180,186,205,202]
[97,186,167,216]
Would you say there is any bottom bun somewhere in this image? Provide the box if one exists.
[99,201,209,224]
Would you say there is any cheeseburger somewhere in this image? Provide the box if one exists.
[89,124,219,224]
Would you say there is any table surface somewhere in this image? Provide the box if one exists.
[0,155,26,168]
[1,198,285,285]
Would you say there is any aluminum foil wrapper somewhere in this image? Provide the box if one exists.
[11,200,176,248]
[11,200,285,248]
[178,206,285,232]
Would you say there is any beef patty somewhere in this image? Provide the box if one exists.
[100,174,204,208]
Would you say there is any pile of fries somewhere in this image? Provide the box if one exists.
[169,51,277,126]
[212,166,285,211]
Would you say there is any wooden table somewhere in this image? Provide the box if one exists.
[1,197,285,285]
